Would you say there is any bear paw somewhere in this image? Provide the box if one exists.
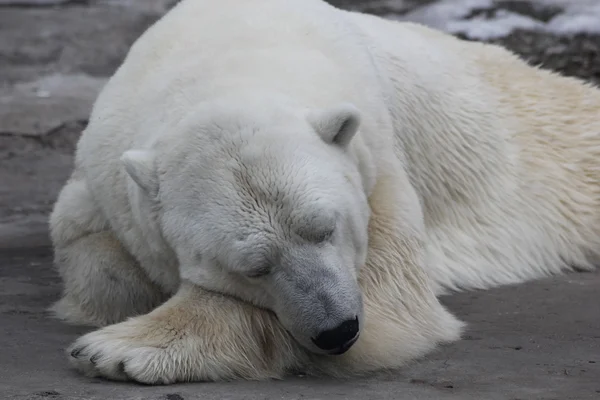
[67,320,187,384]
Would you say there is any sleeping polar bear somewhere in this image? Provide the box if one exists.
[49,0,600,384]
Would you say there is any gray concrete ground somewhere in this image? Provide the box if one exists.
[1,1,599,399]
[2,245,600,400]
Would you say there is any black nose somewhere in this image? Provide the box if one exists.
[312,317,359,354]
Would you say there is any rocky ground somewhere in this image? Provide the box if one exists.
[1,1,599,399]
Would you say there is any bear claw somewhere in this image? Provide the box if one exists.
[89,353,100,365]
[69,346,86,359]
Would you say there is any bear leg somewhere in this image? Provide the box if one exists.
[49,177,166,327]
[67,280,307,383]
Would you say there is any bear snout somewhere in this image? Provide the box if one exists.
[311,316,360,355]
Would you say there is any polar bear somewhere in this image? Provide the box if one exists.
[49,0,600,384]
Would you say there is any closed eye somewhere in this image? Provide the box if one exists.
[313,228,334,244]
[296,226,335,244]
[245,265,272,279]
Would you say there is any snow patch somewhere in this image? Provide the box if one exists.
[546,2,600,35]
[390,0,600,40]
[447,10,544,40]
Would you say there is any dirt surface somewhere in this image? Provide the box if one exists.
[0,0,176,243]
[1,1,599,399]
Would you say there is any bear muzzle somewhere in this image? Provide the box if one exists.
[311,316,360,355]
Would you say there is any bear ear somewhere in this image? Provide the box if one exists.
[308,103,361,147]
[121,150,159,198]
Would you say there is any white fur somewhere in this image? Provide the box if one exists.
[49,0,600,384]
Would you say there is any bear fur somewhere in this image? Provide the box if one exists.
[49,0,600,384]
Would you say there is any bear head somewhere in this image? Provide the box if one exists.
[120,96,370,356]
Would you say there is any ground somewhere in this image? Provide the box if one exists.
[0,1,599,399]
